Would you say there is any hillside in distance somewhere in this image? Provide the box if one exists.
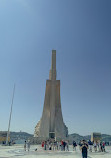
[68,133,111,143]
[1,131,111,143]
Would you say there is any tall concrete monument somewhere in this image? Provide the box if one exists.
[34,50,68,140]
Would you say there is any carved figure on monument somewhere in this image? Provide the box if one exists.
[34,50,68,140]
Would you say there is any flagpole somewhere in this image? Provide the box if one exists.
[6,84,15,145]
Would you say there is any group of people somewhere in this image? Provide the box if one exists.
[24,139,106,158]
[79,139,106,158]
[41,140,69,151]
[93,141,105,152]
[79,139,106,152]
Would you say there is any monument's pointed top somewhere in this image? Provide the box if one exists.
[52,49,56,52]
[51,50,56,70]
[49,50,56,80]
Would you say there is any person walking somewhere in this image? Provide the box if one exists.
[61,140,64,151]
[27,141,30,151]
[79,140,82,150]
[100,142,103,152]
[24,141,27,151]
[63,141,66,151]
[44,141,47,150]
[80,140,88,158]
[41,141,44,149]
[73,141,77,151]
[66,141,69,151]
[58,141,61,150]
[102,142,105,152]
[88,140,93,152]
[94,142,97,152]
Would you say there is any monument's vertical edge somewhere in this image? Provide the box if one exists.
[34,50,68,140]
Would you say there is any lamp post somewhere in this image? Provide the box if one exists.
[6,84,15,145]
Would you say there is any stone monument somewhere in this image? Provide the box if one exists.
[34,50,68,140]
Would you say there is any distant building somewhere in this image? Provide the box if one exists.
[91,132,101,142]
[0,131,10,144]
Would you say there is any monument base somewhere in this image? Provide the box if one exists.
[29,136,68,144]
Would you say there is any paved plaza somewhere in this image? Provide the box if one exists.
[0,145,111,158]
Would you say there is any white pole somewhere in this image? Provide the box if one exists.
[6,84,15,145]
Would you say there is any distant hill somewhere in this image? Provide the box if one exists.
[68,133,90,143]
[101,134,111,142]
[68,133,111,143]
[1,131,111,144]
[10,132,33,140]
[0,131,33,141]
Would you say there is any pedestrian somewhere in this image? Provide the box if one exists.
[56,141,58,150]
[63,141,66,151]
[24,141,27,151]
[41,141,44,148]
[102,142,105,152]
[61,140,64,151]
[73,141,77,151]
[94,142,97,152]
[44,141,47,150]
[54,141,57,150]
[49,140,52,150]
[47,140,49,150]
[88,140,93,152]
[80,140,88,158]
[27,141,30,151]
[100,142,103,152]
[79,140,82,150]
[66,141,69,151]
[58,141,61,150]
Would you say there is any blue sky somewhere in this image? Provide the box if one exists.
[0,0,111,135]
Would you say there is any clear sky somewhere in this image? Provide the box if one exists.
[0,0,111,136]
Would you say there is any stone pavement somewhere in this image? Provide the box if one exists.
[0,145,111,158]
